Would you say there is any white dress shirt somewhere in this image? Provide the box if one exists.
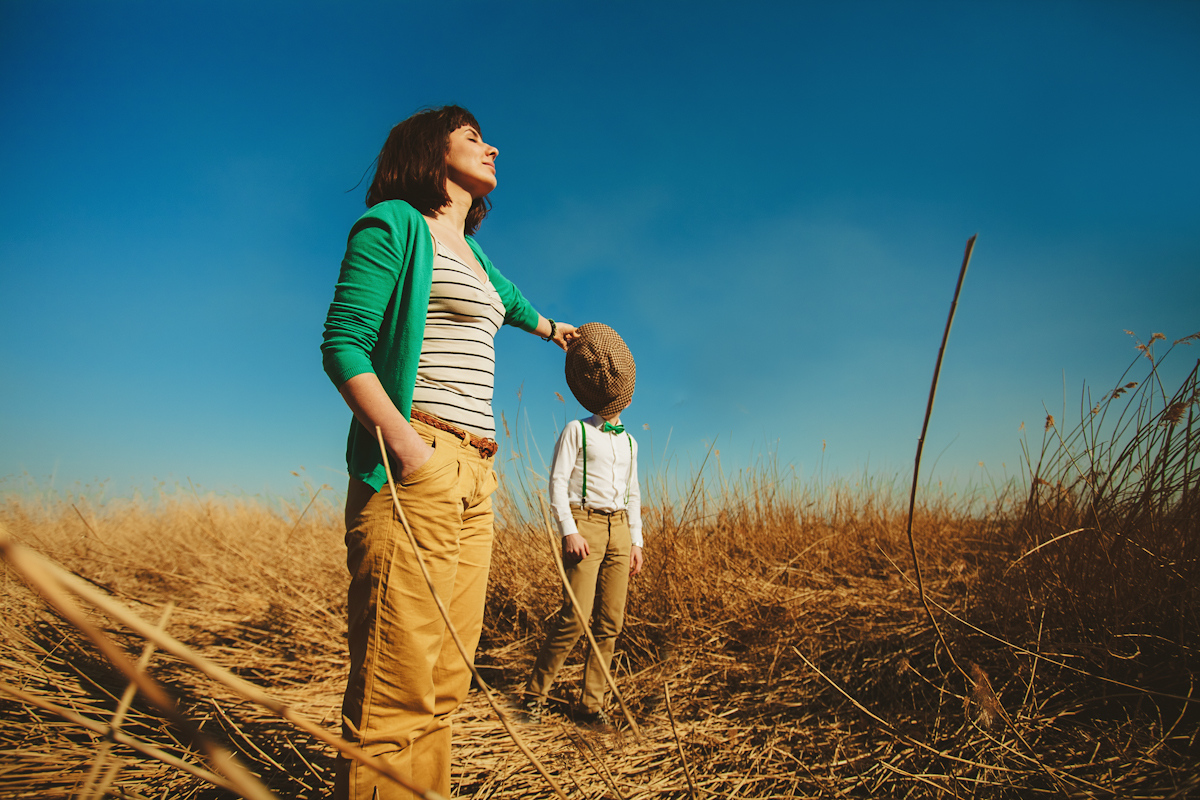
[549,414,643,548]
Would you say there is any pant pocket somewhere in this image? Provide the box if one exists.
[399,439,456,488]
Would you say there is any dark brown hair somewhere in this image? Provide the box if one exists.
[366,105,491,235]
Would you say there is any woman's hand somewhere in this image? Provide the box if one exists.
[535,315,577,351]
[551,322,577,351]
[338,372,437,482]
[399,441,436,481]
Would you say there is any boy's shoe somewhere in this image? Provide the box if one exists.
[576,708,612,728]
[523,696,548,723]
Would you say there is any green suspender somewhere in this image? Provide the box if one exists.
[579,421,634,506]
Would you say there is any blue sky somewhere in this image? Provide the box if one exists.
[2,1,1197,503]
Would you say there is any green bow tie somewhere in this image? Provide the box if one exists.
[601,421,624,434]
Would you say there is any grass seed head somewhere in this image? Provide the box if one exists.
[967,662,1001,730]
[1162,402,1187,426]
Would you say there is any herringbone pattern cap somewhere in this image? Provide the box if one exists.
[565,322,636,417]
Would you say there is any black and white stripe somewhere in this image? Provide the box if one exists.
[412,240,506,438]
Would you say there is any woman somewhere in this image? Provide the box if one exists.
[321,105,574,800]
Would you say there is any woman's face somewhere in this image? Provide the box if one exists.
[445,125,498,199]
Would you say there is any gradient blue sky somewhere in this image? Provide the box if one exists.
[2,1,1198,503]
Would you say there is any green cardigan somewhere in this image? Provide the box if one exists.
[321,200,540,490]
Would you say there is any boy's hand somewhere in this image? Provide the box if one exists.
[562,533,590,563]
[629,546,644,576]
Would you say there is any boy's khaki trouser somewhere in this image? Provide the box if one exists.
[527,507,632,713]
[335,419,498,800]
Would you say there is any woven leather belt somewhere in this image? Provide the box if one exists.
[410,409,499,459]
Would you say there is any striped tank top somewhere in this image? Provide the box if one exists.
[411,237,506,438]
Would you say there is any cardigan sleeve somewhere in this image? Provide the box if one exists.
[321,215,407,387]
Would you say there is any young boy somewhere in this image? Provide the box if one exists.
[525,322,644,726]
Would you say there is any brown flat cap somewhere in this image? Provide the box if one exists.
[564,322,636,418]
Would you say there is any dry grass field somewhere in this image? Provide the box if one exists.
[3,335,1197,798]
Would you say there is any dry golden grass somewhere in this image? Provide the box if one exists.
[2,333,1197,798]
[1,492,349,798]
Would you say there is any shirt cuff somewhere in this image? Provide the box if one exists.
[556,516,579,537]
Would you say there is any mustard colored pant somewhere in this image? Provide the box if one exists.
[527,508,632,713]
[335,419,498,800]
